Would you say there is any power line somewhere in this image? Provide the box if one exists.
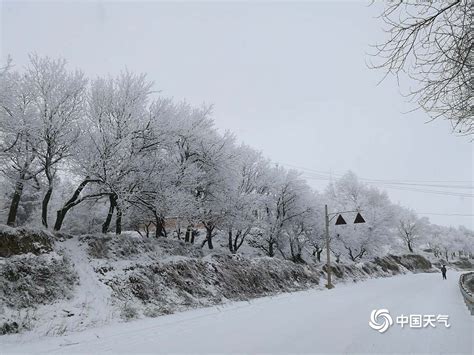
[280,162,473,221]
[282,162,473,186]
[367,182,473,190]
[326,180,471,198]
[370,185,474,198]
[302,174,474,198]
[282,164,474,198]
[301,171,473,190]
[277,162,474,198]
[417,213,474,217]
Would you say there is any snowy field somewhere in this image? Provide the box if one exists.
[1,271,472,354]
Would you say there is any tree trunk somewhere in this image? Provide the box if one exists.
[54,209,66,231]
[115,205,122,235]
[292,253,305,264]
[207,235,213,249]
[7,180,24,226]
[408,241,413,253]
[144,222,151,238]
[41,186,53,228]
[53,178,101,231]
[205,226,214,249]
[153,213,166,238]
[41,163,56,228]
[154,220,162,238]
[102,194,117,233]
[232,230,247,254]
[228,229,234,253]
[268,241,274,257]
[317,249,322,262]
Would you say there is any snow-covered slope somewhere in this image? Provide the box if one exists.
[0,227,442,339]
[1,272,472,354]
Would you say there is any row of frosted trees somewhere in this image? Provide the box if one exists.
[0,55,472,262]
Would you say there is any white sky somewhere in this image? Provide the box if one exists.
[1,0,472,228]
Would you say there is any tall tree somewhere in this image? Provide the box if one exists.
[0,64,42,226]
[395,207,425,253]
[251,167,311,257]
[221,145,269,254]
[25,55,87,227]
[61,71,152,234]
[327,172,397,261]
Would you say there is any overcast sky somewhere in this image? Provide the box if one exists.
[1,1,472,228]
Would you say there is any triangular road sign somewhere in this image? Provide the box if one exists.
[354,212,366,224]
[335,214,347,225]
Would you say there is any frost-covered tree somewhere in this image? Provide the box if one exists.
[194,131,236,249]
[250,167,312,257]
[326,172,398,261]
[1,54,472,264]
[456,226,474,257]
[396,207,422,253]
[53,71,152,233]
[279,189,321,263]
[0,63,42,226]
[430,225,473,261]
[24,55,87,228]
[130,101,211,240]
[221,145,270,254]
[83,71,152,234]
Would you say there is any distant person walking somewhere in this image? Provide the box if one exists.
[441,265,447,280]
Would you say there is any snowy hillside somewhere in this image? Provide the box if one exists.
[1,272,472,354]
[0,225,448,339]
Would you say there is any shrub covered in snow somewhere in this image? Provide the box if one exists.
[120,303,139,321]
[79,233,203,260]
[103,254,322,317]
[0,252,77,309]
[451,259,473,270]
[0,225,54,257]
[391,254,432,271]
[372,254,432,273]
[0,248,78,336]
[101,252,433,319]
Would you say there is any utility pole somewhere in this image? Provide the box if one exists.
[323,205,365,289]
[325,204,334,289]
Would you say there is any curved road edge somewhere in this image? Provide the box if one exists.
[459,271,474,315]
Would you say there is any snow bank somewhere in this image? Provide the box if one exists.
[0,226,437,336]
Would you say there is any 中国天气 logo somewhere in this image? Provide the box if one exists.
[369,309,393,333]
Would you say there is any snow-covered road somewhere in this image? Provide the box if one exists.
[1,271,472,354]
